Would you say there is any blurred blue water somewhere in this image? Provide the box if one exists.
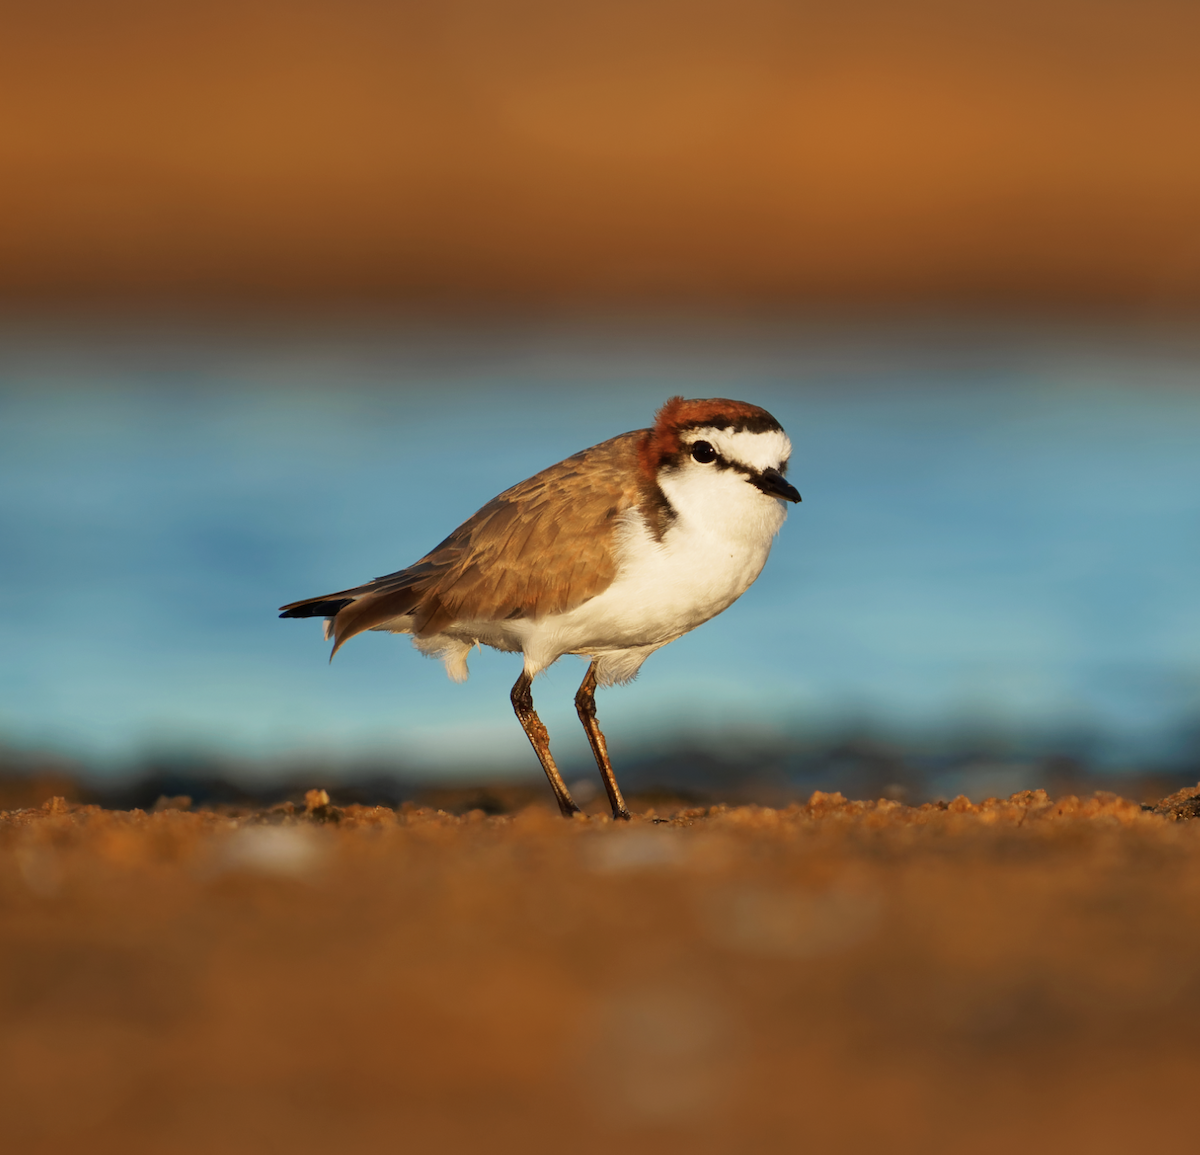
[1,316,1198,777]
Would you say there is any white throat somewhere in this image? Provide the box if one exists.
[656,458,789,550]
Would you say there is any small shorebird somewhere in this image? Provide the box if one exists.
[280,396,800,819]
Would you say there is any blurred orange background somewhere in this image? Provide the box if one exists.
[3,0,1199,306]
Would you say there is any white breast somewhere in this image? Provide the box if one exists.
[500,463,789,684]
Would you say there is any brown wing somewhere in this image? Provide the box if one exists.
[279,429,652,655]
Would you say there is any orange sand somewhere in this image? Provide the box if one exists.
[3,786,1200,1153]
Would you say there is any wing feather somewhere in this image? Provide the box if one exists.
[279,430,654,655]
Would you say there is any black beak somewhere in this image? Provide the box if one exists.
[751,467,802,503]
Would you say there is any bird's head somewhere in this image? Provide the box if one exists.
[639,396,801,506]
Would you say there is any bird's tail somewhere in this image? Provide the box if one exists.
[279,572,454,657]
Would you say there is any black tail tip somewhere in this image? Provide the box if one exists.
[279,598,353,620]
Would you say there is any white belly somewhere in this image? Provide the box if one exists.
[497,476,788,683]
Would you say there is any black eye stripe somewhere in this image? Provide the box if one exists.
[683,440,742,472]
[678,440,782,484]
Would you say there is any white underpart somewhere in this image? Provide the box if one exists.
[381,426,793,686]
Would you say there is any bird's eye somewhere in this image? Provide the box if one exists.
[691,440,717,463]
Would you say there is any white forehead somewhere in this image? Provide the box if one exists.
[686,426,792,472]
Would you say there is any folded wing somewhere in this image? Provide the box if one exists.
[279,430,649,656]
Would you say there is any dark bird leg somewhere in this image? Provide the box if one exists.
[511,670,581,818]
[575,662,632,821]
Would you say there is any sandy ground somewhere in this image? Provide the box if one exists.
[3,785,1200,1154]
